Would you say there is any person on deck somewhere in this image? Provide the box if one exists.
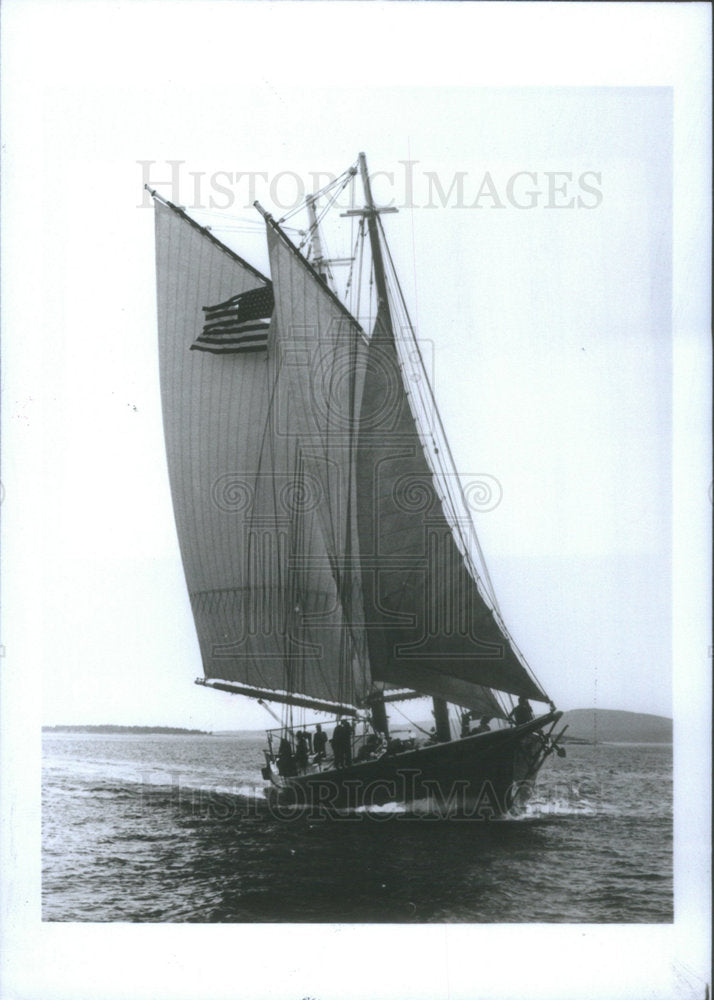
[340,719,353,766]
[509,697,534,727]
[332,721,347,768]
[295,731,309,770]
[473,716,492,734]
[313,724,327,761]
[277,737,297,777]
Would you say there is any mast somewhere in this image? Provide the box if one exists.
[357,151,461,741]
[357,151,396,739]
[305,195,329,283]
[358,152,391,308]
[432,698,451,743]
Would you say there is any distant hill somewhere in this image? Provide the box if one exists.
[558,709,672,744]
[43,725,211,736]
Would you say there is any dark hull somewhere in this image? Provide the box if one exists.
[266,711,562,817]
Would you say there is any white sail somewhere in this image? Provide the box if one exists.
[265,221,372,707]
[154,196,369,709]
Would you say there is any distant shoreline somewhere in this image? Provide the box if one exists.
[42,709,673,743]
[42,725,211,736]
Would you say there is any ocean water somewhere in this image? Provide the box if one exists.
[42,732,672,923]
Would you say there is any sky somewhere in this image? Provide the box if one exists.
[0,13,701,731]
[1,4,710,1000]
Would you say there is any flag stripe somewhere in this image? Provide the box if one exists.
[201,321,270,334]
[194,332,268,346]
[192,285,273,355]
[190,342,268,355]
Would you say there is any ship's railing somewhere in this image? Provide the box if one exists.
[263,722,430,778]
[264,719,397,772]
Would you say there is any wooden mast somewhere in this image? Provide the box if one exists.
[356,152,454,743]
[357,151,394,739]
[357,152,391,307]
[305,195,329,282]
[432,698,451,743]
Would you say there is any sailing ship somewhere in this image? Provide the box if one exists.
[150,154,566,817]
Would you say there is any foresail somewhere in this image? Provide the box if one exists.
[265,222,372,707]
[154,197,361,707]
[356,305,548,705]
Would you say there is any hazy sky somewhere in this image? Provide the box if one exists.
[30,82,675,729]
[2,6,706,733]
[8,74,677,728]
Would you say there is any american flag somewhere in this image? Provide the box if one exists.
[191,285,274,354]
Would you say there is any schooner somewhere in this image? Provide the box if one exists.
[150,153,565,816]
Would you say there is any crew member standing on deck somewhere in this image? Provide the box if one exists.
[332,720,346,768]
[277,737,297,777]
[509,696,534,727]
[340,719,353,766]
[313,724,327,761]
[295,731,309,770]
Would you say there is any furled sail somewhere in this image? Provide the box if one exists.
[356,305,548,706]
[154,196,368,710]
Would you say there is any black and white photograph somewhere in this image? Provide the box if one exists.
[1,3,710,999]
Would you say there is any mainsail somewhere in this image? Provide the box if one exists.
[154,196,368,712]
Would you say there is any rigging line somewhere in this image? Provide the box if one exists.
[343,216,364,309]
[297,173,355,255]
[354,218,366,321]
[309,171,355,242]
[190,208,265,221]
[347,172,357,312]
[282,164,357,227]
[317,176,353,227]
[190,210,301,235]
[407,137,420,334]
